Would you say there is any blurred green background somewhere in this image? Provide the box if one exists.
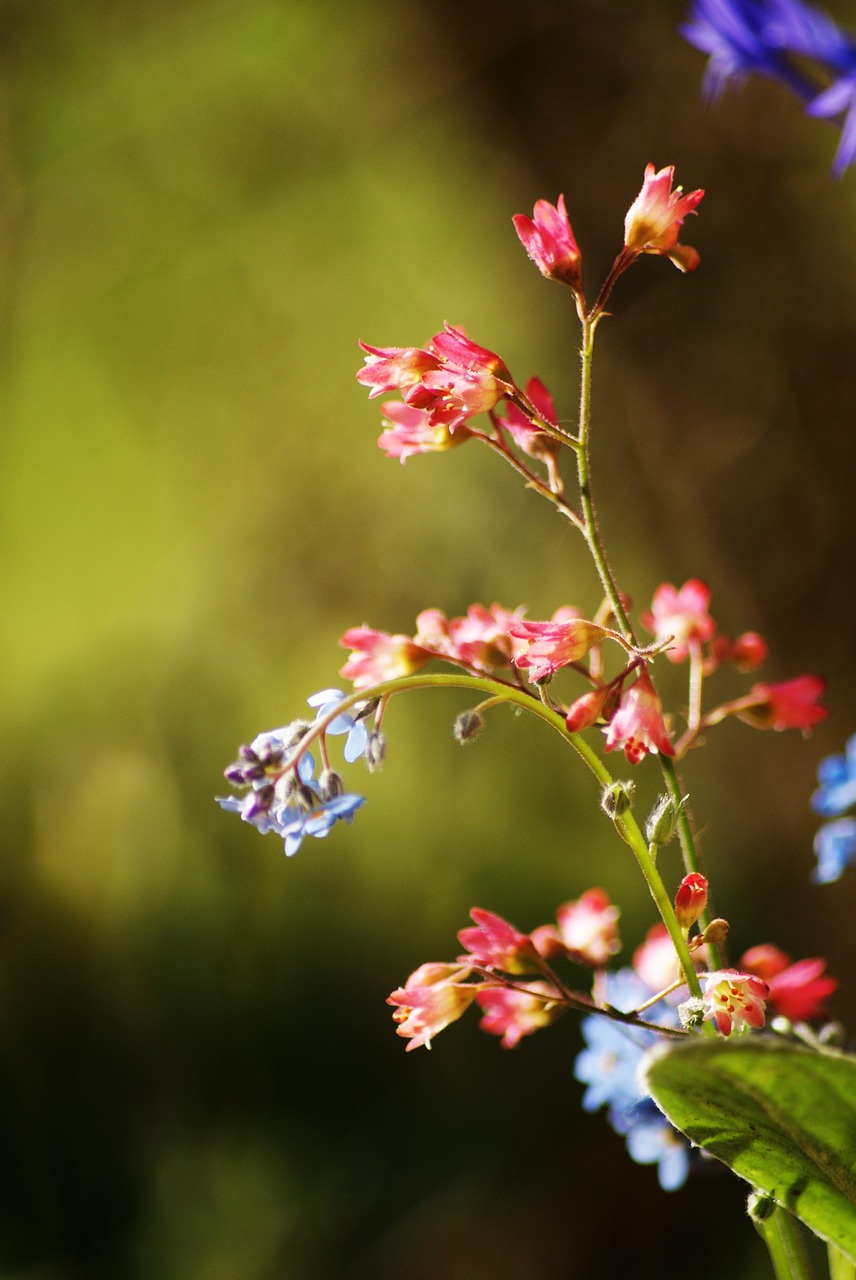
[2,0,856,1276]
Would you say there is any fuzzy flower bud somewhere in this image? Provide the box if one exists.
[645,793,686,846]
[600,780,636,819]
[454,710,485,743]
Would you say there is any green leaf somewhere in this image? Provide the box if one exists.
[641,1037,856,1260]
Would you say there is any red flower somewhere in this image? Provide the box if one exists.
[623,164,704,272]
[512,195,583,290]
[741,945,837,1022]
[603,669,675,764]
[498,376,561,462]
[739,675,828,733]
[458,908,539,973]
[674,873,708,930]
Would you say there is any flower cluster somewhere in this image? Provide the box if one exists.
[683,0,856,175]
[811,733,856,882]
[217,691,379,856]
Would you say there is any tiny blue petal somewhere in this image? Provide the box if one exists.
[812,817,856,883]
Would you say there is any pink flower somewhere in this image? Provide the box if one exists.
[674,873,708,930]
[356,342,441,401]
[564,685,613,733]
[740,945,837,1023]
[378,401,473,463]
[446,602,528,672]
[634,924,683,993]
[623,164,704,272]
[339,626,432,689]
[358,325,513,433]
[498,377,561,462]
[739,675,828,733]
[387,962,478,1051]
[641,579,715,663]
[512,195,583,290]
[702,970,769,1037]
[458,908,539,973]
[533,888,621,968]
[603,669,674,764]
[510,616,610,682]
[474,982,559,1048]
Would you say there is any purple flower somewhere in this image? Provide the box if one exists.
[682,0,856,173]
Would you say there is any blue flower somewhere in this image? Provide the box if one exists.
[274,789,366,858]
[812,733,856,817]
[574,969,690,1190]
[307,688,369,763]
[682,0,856,173]
[812,816,856,883]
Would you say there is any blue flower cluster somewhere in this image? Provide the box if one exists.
[811,733,856,882]
[682,0,856,175]
[218,691,369,857]
[573,970,691,1191]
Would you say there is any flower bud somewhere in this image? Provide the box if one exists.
[674,873,708,929]
[701,917,730,948]
[318,769,345,801]
[645,793,687,846]
[600,780,635,819]
[365,731,387,771]
[454,710,485,743]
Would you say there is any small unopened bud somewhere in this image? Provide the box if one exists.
[677,996,705,1030]
[318,769,345,801]
[701,917,729,948]
[645,793,687,846]
[454,710,484,743]
[294,783,318,812]
[565,686,610,733]
[674,873,708,929]
[600,780,635,818]
[364,731,387,771]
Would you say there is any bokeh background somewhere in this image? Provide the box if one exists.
[2,0,856,1276]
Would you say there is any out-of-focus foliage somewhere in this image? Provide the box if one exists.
[1,0,855,1276]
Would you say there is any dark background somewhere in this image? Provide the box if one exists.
[1,0,855,1275]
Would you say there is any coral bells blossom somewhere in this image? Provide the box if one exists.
[498,376,562,463]
[458,909,540,974]
[356,342,441,402]
[533,888,621,968]
[512,195,583,291]
[387,962,478,1051]
[474,982,560,1048]
[603,669,675,764]
[377,401,473,463]
[641,579,715,663]
[702,970,769,1037]
[738,674,828,732]
[510,617,610,682]
[623,164,704,272]
[339,626,431,689]
[740,945,837,1023]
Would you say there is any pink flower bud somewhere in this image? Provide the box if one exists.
[512,195,583,291]
[623,164,703,272]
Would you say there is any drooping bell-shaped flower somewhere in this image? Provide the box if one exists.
[623,164,704,272]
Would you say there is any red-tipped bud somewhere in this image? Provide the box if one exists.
[565,685,611,732]
[732,631,769,671]
[674,873,708,929]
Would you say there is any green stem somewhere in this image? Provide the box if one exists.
[294,671,704,1004]
[756,1208,817,1280]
